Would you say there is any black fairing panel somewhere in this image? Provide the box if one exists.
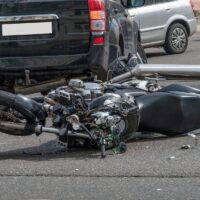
[158,84,200,94]
[136,92,200,134]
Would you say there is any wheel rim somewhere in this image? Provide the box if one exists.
[171,28,187,51]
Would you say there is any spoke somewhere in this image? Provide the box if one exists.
[177,42,181,49]
[175,28,180,35]
[172,40,178,45]
[172,35,177,39]
[179,41,183,48]
[172,32,178,37]
[180,34,186,39]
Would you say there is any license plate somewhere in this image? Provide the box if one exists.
[2,22,52,36]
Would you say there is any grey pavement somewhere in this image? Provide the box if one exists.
[1,33,200,200]
[1,177,200,200]
[146,33,200,65]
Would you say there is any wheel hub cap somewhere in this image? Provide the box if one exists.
[171,28,186,50]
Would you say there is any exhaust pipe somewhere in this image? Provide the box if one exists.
[14,78,67,95]
[14,72,94,95]
[109,64,200,83]
[0,121,90,139]
[0,121,34,136]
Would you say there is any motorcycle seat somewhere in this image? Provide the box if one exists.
[136,91,200,135]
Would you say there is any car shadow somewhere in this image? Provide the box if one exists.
[191,39,200,42]
[146,51,167,58]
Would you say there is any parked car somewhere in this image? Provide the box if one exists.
[126,0,197,54]
[0,0,146,93]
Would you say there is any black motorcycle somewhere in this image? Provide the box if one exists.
[1,56,200,157]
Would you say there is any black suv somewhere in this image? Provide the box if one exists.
[0,0,146,92]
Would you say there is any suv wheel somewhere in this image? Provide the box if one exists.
[164,23,188,54]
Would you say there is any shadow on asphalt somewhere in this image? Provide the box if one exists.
[0,140,114,161]
[192,38,200,42]
[0,134,189,161]
[146,51,167,58]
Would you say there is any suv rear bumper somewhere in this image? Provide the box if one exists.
[0,55,89,77]
[0,45,108,81]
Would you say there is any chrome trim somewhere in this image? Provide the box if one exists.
[140,25,165,33]
[110,64,200,83]
[142,40,165,47]
[0,14,59,22]
[91,32,104,36]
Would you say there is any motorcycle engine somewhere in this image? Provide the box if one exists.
[45,79,139,155]
[92,112,121,128]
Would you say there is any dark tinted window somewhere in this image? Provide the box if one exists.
[155,0,166,3]
[155,0,176,3]
[145,0,155,5]
[130,0,146,7]
[129,0,154,8]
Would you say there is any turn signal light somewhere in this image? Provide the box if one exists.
[90,11,105,19]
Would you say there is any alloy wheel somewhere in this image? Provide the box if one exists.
[171,27,187,51]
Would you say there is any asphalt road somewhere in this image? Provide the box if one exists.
[146,33,200,65]
[1,33,200,200]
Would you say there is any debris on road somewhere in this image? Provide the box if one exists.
[168,156,176,160]
[180,144,191,150]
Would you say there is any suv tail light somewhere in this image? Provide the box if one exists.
[88,0,106,45]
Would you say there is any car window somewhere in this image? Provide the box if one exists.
[144,0,155,5]
[155,0,176,3]
[130,0,144,7]
[128,0,154,8]
[130,0,154,7]
[155,0,166,3]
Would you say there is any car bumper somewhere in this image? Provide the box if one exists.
[188,18,197,36]
[0,45,108,81]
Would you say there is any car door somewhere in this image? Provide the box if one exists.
[128,0,175,46]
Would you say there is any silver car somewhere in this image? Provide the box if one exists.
[127,0,197,54]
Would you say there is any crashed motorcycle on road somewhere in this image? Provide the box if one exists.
[1,56,200,157]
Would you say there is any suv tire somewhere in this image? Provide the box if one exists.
[164,23,188,54]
